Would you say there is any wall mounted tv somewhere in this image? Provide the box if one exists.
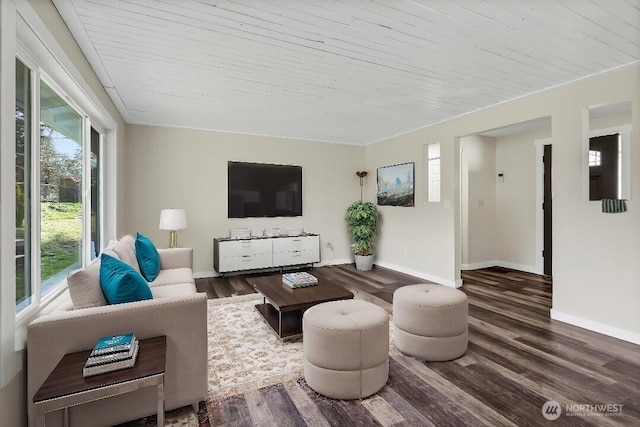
[228,161,302,218]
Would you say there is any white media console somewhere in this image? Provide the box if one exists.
[213,234,320,274]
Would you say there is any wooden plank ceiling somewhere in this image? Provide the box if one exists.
[53,0,640,145]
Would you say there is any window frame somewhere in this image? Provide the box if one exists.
[1,0,20,388]
[14,54,96,320]
[14,18,117,318]
[15,56,34,317]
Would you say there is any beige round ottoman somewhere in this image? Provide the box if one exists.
[393,284,468,361]
[303,299,389,399]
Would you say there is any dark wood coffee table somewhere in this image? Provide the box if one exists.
[251,274,354,340]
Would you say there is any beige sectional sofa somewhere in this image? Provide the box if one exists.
[27,235,207,427]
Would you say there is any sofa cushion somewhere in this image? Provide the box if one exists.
[67,257,107,309]
[108,235,141,273]
[149,268,194,287]
[100,254,153,304]
[150,283,198,298]
[135,233,160,281]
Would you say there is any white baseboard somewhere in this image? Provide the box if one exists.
[194,258,353,279]
[497,261,541,275]
[198,260,459,288]
[550,309,640,345]
[461,261,497,270]
[319,258,352,266]
[194,270,216,279]
[462,260,541,275]
[374,261,460,288]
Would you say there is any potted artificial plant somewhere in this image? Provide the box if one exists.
[346,200,381,271]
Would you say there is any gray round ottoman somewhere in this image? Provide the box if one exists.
[303,299,389,399]
[393,284,468,361]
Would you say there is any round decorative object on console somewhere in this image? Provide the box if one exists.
[303,299,389,399]
[263,228,280,237]
[393,284,468,361]
[286,227,304,237]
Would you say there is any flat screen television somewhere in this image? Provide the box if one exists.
[228,161,302,218]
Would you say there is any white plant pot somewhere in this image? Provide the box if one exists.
[355,254,374,271]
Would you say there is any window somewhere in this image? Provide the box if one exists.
[427,143,441,202]
[14,57,105,315]
[39,81,83,293]
[588,150,601,167]
[15,59,32,310]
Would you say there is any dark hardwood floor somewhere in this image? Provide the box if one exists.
[196,265,640,426]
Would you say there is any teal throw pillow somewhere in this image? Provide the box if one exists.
[135,232,160,281]
[100,254,153,304]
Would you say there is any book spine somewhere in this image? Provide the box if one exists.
[91,344,133,356]
[85,341,137,367]
[83,342,139,377]
[282,278,299,288]
[282,278,316,288]
[282,275,317,285]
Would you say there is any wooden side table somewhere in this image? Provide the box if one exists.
[33,336,167,427]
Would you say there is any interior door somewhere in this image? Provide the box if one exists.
[543,144,552,276]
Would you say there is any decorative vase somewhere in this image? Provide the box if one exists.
[355,255,374,271]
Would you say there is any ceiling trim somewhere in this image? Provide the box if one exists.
[367,60,640,146]
[128,121,365,147]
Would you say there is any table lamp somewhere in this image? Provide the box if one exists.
[159,209,187,248]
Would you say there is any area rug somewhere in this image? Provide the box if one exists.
[121,294,397,426]
[206,294,305,399]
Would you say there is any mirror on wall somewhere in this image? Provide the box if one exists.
[588,100,631,201]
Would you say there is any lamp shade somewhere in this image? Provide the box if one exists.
[159,209,187,231]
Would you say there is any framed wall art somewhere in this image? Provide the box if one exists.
[377,162,415,207]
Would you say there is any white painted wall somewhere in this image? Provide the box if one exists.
[366,64,640,342]
[590,110,632,131]
[123,125,364,274]
[365,133,459,286]
[0,372,24,427]
[460,135,496,268]
[495,128,551,272]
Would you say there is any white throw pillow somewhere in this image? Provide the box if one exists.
[67,257,108,309]
[108,235,141,273]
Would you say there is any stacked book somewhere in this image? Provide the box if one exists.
[83,333,139,378]
[282,272,318,288]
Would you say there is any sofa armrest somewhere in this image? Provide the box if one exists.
[27,293,207,426]
[157,247,193,270]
